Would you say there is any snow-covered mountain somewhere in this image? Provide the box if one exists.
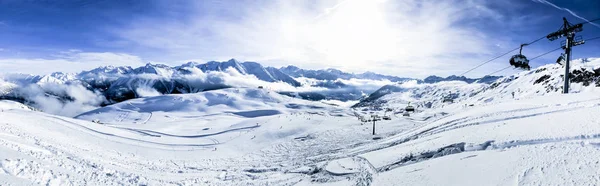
[0,58,525,117]
[0,59,430,113]
[196,59,302,86]
[353,58,600,109]
[280,65,414,82]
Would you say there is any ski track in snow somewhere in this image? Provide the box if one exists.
[3,77,600,185]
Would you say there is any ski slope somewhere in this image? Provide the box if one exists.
[2,86,600,185]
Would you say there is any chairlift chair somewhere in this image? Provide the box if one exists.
[509,44,531,70]
[556,53,565,65]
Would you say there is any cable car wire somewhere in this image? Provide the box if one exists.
[487,66,512,76]
[487,46,563,76]
[459,36,546,76]
[461,17,600,77]
[586,36,600,41]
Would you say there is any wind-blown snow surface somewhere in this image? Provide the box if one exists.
[3,82,600,185]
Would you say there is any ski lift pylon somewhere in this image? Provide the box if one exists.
[509,44,531,70]
[405,102,415,112]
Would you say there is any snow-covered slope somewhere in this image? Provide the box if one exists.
[76,88,344,123]
[355,58,600,109]
[3,83,600,185]
[5,58,600,185]
[365,92,600,185]
[0,100,33,111]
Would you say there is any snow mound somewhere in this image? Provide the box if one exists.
[0,100,33,111]
[76,88,337,123]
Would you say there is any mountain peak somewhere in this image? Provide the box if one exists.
[227,58,240,63]
[180,61,200,67]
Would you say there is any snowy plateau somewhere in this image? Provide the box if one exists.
[1,58,600,185]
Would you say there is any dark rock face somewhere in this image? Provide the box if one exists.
[534,75,551,85]
[570,68,600,87]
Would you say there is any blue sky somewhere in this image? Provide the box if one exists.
[0,0,598,78]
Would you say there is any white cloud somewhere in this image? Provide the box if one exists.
[3,81,106,117]
[115,0,509,78]
[135,86,162,97]
[0,51,145,75]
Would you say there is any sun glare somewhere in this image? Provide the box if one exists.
[309,0,397,68]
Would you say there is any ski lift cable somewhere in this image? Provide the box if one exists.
[578,17,600,25]
[487,46,563,76]
[461,18,600,77]
[459,36,547,76]
[487,66,512,76]
[529,47,563,61]
[586,36,600,41]
[483,35,599,76]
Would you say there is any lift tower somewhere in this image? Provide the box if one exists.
[546,17,585,94]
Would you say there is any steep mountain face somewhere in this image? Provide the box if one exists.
[196,59,302,86]
[9,72,78,85]
[279,65,414,82]
[265,67,302,87]
[353,58,600,109]
[133,63,174,76]
[198,59,248,74]
[79,66,133,77]
[423,75,501,84]
[280,66,340,80]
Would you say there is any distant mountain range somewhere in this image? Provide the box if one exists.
[279,65,413,82]
[0,58,505,108]
[423,75,502,84]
